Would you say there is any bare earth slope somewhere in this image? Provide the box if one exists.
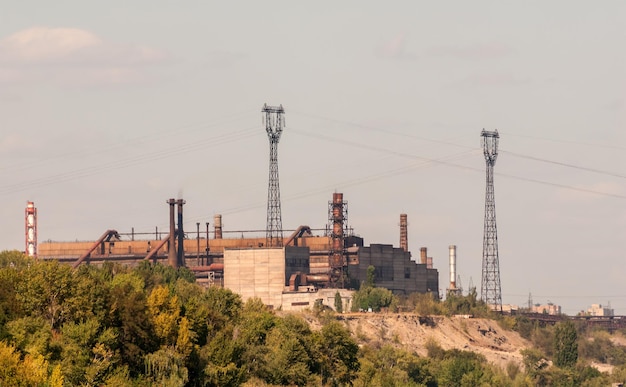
[305,313,531,369]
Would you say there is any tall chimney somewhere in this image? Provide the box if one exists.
[400,214,408,251]
[449,245,457,289]
[420,247,427,265]
[25,201,37,258]
[177,199,186,267]
[214,214,223,239]
[167,199,178,268]
[331,193,344,268]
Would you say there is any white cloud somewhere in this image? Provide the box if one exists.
[0,27,167,85]
[0,27,100,63]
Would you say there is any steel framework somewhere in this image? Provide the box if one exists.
[480,129,502,312]
[328,193,348,286]
[263,104,285,247]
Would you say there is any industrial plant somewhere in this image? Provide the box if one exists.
[24,104,449,312]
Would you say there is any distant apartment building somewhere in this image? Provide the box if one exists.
[531,303,561,315]
[586,303,614,316]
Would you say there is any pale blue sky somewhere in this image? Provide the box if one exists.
[0,1,624,314]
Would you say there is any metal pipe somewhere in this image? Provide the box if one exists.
[306,274,331,283]
[73,230,120,269]
[177,199,185,267]
[196,222,200,262]
[205,222,210,266]
[188,263,224,272]
[167,198,177,268]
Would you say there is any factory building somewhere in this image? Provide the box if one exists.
[33,194,440,310]
[351,244,439,296]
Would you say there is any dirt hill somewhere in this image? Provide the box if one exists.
[304,313,531,369]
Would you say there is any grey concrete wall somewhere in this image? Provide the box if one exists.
[354,244,439,298]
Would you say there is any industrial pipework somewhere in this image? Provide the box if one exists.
[72,229,120,269]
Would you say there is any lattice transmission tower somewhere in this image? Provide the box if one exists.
[481,129,502,312]
[263,104,285,248]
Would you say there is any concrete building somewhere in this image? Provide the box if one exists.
[587,303,614,316]
[223,246,354,311]
[351,244,439,299]
[531,303,561,315]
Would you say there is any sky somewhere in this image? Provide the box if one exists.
[0,1,624,315]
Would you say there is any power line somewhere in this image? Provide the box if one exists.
[0,126,262,195]
[503,132,626,152]
[290,127,626,200]
[0,109,258,174]
[292,110,626,180]
[501,150,626,179]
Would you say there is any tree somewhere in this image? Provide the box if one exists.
[314,321,360,385]
[107,281,156,374]
[16,260,76,328]
[264,324,312,386]
[554,320,578,368]
[366,265,375,288]
[334,292,343,313]
[145,346,188,386]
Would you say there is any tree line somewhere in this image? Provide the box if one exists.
[0,251,625,386]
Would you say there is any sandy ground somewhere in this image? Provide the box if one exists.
[297,312,530,370]
[294,311,622,373]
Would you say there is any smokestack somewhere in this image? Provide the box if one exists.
[167,199,177,268]
[400,214,408,251]
[449,245,457,289]
[420,247,427,264]
[331,193,344,268]
[214,214,223,239]
[177,199,186,267]
[25,201,37,258]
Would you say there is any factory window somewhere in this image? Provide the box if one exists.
[405,268,411,279]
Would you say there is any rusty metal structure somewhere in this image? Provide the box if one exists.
[263,103,285,248]
[25,201,37,258]
[72,229,120,269]
[329,192,348,286]
[481,129,502,312]
[167,198,178,268]
[177,199,186,267]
